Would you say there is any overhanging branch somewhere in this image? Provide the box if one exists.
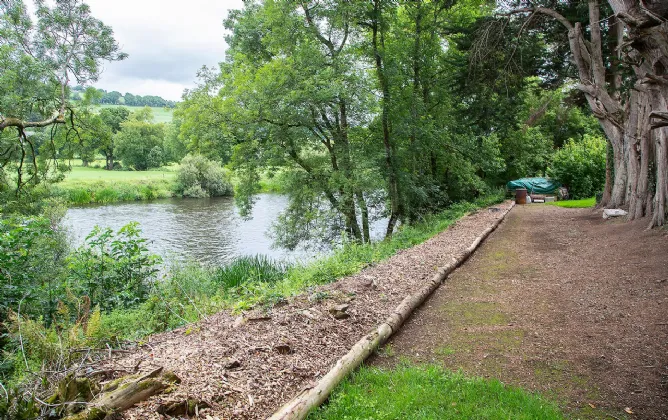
[0,112,66,131]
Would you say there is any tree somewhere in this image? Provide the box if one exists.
[548,134,607,199]
[223,1,378,244]
[71,87,108,166]
[114,108,165,170]
[162,119,188,163]
[175,67,234,163]
[99,106,130,169]
[175,154,233,198]
[123,92,137,106]
[505,0,668,226]
[0,0,126,191]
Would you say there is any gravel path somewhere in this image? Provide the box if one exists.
[372,204,668,419]
[95,201,514,419]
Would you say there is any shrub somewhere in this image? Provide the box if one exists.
[175,154,233,198]
[66,223,161,311]
[0,212,69,326]
[147,145,164,168]
[547,134,606,199]
[94,187,119,203]
[68,188,92,204]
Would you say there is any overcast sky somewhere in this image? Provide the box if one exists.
[85,0,245,101]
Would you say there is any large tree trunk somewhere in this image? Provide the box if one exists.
[628,88,651,220]
[519,0,667,224]
[601,140,613,207]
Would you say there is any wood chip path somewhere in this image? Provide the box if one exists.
[97,201,514,419]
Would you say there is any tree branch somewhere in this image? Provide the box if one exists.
[0,112,66,131]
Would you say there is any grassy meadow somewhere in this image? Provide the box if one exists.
[54,159,288,205]
[53,160,177,204]
[96,104,174,123]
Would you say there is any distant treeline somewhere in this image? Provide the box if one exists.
[71,86,177,108]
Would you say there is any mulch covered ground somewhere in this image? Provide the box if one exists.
[372,204,668,419]
[95,201,514,419]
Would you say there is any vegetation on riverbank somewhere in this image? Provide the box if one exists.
[53,162,287,205]
[53,172,175,204]
[3,192,503,394]
[310,363,564,419]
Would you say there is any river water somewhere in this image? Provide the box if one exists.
[65,194,322,266]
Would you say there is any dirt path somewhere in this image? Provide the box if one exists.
[372,205,668,419]
[95,202,513,419]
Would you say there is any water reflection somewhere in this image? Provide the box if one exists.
[65,194,320,265]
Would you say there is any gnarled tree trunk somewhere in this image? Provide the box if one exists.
[514,0,668,225]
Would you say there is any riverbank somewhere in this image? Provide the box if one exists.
[54,164,286,205]
[81,200,514,418]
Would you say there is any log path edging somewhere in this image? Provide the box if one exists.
[268,202,516,420]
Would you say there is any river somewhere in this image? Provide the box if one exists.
[65,194,386,266]
[65,194,320,265]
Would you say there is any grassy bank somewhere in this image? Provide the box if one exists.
[13,193,504,366]
[309,364,563,419]
[548,197,595,208]
[53,165,177,204]
[55,164,288,205]
[87,193,505,342]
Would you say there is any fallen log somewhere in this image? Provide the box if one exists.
[268,202,515,420]
[63,367,180,420]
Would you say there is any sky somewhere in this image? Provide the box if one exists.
[84,0,245,101]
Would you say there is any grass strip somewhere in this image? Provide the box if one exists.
[547,197,595,208]
[309,363,564,419]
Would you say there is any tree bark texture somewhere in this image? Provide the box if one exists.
[62,368,180,420]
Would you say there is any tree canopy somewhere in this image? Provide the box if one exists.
[0,0,126,191]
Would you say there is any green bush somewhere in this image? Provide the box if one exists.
[114,113,166,170]
[66,223,161,311]
[175,154,233,198]
[68,188,92,204]
[547,134,606,199]
[94,187,119,203]
[0,211,69,327]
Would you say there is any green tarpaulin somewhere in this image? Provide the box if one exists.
[506,177,561,194]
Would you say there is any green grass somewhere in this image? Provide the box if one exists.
[51,162,177,204]
[62,164,177,183]
[95,104,174,123]
[309,364,564,419]
[547,197,595,208]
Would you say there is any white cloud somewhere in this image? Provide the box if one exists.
[85,0,244,101]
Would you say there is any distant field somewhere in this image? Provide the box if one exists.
[61,161,177,185]
[95,104,174,123]
[54,162,178,204]
[62,165,176,185]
